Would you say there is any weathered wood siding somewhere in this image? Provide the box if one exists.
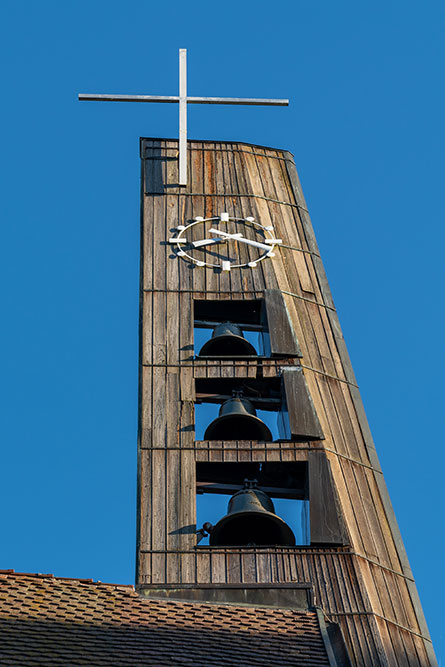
[137,139,435,666]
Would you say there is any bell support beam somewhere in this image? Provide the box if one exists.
[194,320,264,331]
[195,394,281,409]
[196,482,306,499]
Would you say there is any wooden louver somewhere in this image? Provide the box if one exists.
[263,289,301,357]
[309,451,348,545]
[281,367,324,440]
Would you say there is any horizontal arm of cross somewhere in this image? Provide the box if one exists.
[78,93,289,106]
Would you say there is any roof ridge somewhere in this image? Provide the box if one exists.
[0,569,134,590]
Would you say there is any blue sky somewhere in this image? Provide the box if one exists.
[1,0,444,660]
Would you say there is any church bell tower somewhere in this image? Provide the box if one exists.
[136,137,435,666]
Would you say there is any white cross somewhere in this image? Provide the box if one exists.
[79,49,288,186]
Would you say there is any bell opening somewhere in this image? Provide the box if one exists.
[197,495,309,546]
[196,462,309,546]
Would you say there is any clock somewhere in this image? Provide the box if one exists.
[168,212,282,271]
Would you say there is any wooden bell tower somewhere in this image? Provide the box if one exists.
[136,138,436,666]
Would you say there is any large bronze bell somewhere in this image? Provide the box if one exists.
[207,480,296,547]
[199,322,257,357]
[204,396,272,441]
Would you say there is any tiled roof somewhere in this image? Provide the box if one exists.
[0,570,331,666]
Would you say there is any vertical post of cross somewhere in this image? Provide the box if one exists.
[179,49,187,186]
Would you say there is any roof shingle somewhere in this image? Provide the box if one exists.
[0,570,331,665]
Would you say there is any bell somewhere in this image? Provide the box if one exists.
[204,396,272,441]
[199,322,257,357]
[208,480,296,547]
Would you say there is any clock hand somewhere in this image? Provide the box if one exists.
[191,234,242,249]
[209,228,273,252]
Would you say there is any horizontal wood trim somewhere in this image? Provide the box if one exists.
[138,360,358,389]
[144,189,301,208]
[328,612,433,645]
[143,288,337,314]
[300,365,358,387]
[138,548,415,582]
[141,137,296,158]
[140,547,353,554]
[139,582,312,589]
[145,148,292,161]
[139,442,386,475]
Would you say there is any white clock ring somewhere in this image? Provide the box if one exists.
[168,213,282,270]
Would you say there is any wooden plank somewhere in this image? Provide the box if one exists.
[210,549,227,584]
[189,142,207,295]
[166,449,180,583]
[151,450,166,584]
[241,550,257,584]
[357,465,400,569]
[375,616,403,667]
[152,158,168,293]
[386,624,411,667]
[291,297,325,372]
[311,373,348,457]
[166,370,180,448]
[138,449,152,552]
[337,456,381,561]
[152,291,166,365]
[352,557,392,665]
[144,141,165,195]
[152,366,167,445]
[226,551,242,584]
[166,236,180,365]
[256,551,272,584]
[139,366,153,450]
[263,288,301,357]
[241,146,280,291]
[179,449,195,582]
[309,451,348,545]
[142,193,154,291]
[179,292,194,365]
[325,376,363,463]
[220,144,244,294]
[305,300,337,377]
[196,549,211,584]
[232,144,257,294]
[176,195,194,292]
[257,150,315,295]
[281,152,320,255]
[283,244,315,294]
[141,291,153,366]
[340,553,382,665]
